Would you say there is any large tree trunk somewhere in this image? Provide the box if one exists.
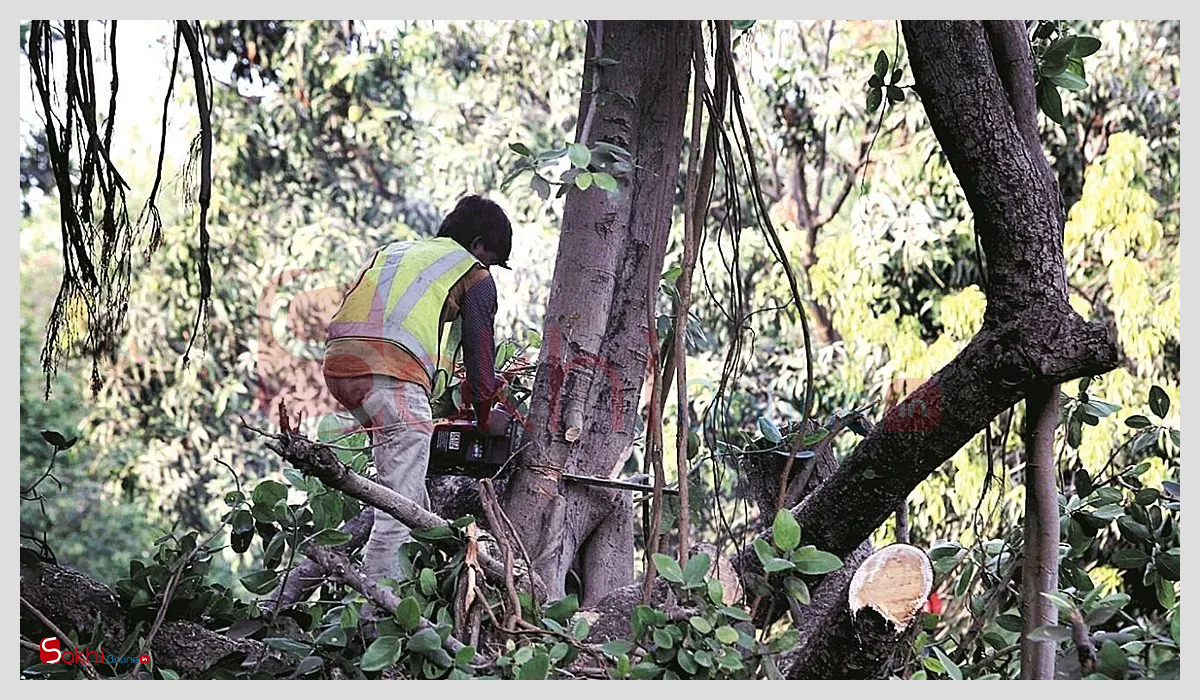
[503,20,692,604]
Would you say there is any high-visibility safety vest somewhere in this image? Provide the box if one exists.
[327,238,482,383]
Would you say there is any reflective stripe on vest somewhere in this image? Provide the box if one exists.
[327,238,481,382]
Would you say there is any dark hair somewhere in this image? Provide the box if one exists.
[436,195,512,268]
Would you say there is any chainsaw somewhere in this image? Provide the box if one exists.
[428,409,523,479]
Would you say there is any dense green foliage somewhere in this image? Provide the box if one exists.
[20,20,1179,679]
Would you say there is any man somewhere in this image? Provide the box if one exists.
[323,194,514,588]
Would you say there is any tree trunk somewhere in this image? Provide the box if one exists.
[1020,384,1062,679]
[503,20,692,603]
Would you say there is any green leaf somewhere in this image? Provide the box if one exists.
[574,171,593,190]
[509,142,533,157]
[419,568,437,595]
[753,538,777,567]
[1156,550,1181,581]
[731,20,756,31]
[601,640,635,657]
[408,628,442,653]
[677,648,698,675]
[1149,385,1170,419]
[652,627,674,649]
[707,578,725,605]
[866,86,883,113]
[630,661,662,680]
[652,553,684,584]
[1090,503,1125,520]
[873,50,889,78]
[719,605,752,622]
[769,628,800,654]
[1097,640,1128,678]
[592,172,618,193]
[1071,36,1102,57]
[1042,35,1076,68]
[518,652,551,680]
[1037,81,1064,125]
[530,173,551,200]
[263,637,311,656]
[1083,398,1120,417]
[784,576,811,605]
[762,557,796,573]
[572,616,590,641]
[361,636,403,672]
[333,604,358,632]
[868,74,883,89]
[1049,69,1088,91]
[231,509,255,535]
[159,668,182,680]
[887,86,905,103]
[791,546,843,575]
[394,597,421,631]
[714,625,739,645]
[757,416,783,444]
[314,625,346,647]
[1124,414,1152,429]
[568,142,592,168]
[239,570,280,595]
[252,480,288,508]
[544,594,580,622]
[996,613,1024,632]
[40,429,72,449]
[1155,574,1176,608]
[1041,590,1076,613]
[689,615,713,634]
[1110,548,1150,570]
[683,552,711,587]
[455,645,477,668]
[931,646,962,680]
[772,509,801,552]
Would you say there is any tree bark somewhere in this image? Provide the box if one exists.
[503,20,692,603]
[783,543,932,679]
[1020,384,1062,679]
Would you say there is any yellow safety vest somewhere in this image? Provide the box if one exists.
[327,238,482,383]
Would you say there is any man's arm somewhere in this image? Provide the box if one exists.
[459,273,503,432]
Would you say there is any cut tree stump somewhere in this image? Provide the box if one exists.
[783,543,933,679]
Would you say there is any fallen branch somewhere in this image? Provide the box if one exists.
[265,428,545,600]
[304,546,483,665]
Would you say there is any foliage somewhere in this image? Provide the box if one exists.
[19,20,1180,680]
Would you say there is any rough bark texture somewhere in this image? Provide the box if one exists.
[20,561,290,677]
[780,21,1117,566]
[503,20,692,603]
